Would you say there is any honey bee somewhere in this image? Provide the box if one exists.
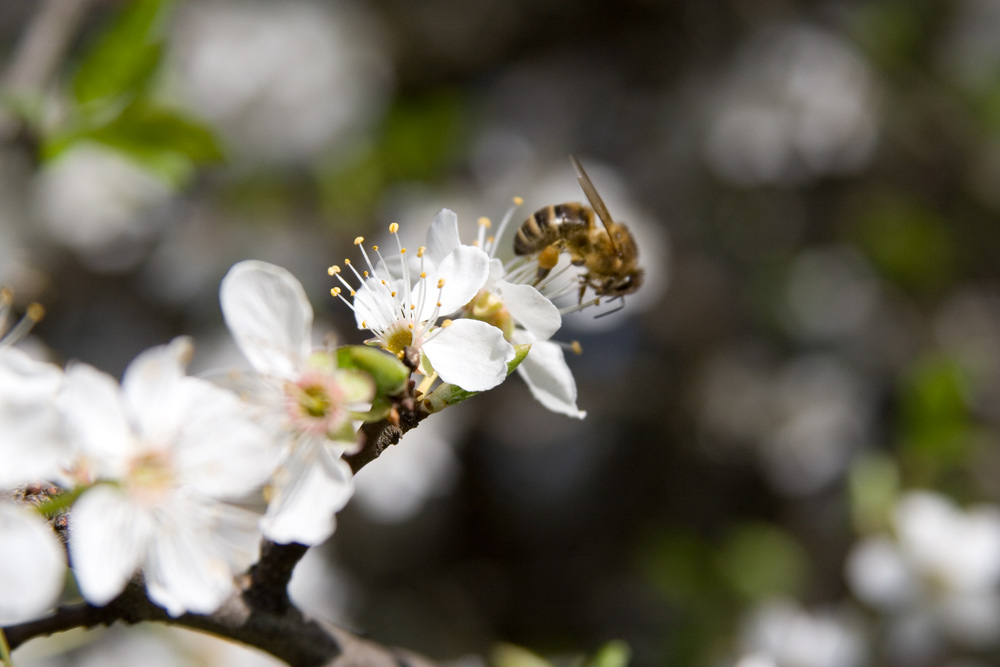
[514,156,644,310]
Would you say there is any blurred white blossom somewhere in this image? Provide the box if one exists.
[221,260,374,546]
[734,599,866,667]
[0,502,66,625]
[168,0,392,164]
[846,491,1000,654]
[705,23,879,185]
[61,338,273,616]
[33,143,173,271]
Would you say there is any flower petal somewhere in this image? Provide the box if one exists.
[122,337,192,441]
[423,318,515,391]
[60,362,134,477]
[0,503,66,624]
[70,485,152,606]
[261,437,355,545]
[0,348,66,486]
[143,498,243,616]
[514,338,586,418]
[424,208,461,267]
[417,245,490,319]
[220,260,313,379]
[495,280,562,341]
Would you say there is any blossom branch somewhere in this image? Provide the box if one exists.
[3,581,435,667]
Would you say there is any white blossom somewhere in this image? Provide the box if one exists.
[220,260,374,546]
[61,338,273,616]
[330,215,515,392]
[0,502,66,624]
[0,290,66,488]
[446,205,586,418]
[846,490,1000,650]
[736,598,866,667]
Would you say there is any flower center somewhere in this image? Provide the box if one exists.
[383,322,414,355]
[127,448,175,505]
[466,289,514,340]
[286,371,346,435]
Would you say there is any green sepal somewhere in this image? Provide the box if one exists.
[354,395,393,423]
[337,345,409,397]
[422,343,530,413]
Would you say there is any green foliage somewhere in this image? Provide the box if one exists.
[850,194,956,294]
[898,354,982,479]
[43,0,222,185]
[848,453,901,534]
[319,89,468,220]
[582,641,631,667]
[717,523,809,601]
[72,0,170,107]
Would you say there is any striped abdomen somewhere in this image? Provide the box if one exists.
[514,203,592,255]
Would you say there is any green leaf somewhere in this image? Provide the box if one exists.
[717,523,809,601]
[491,644,554,667]
[337,345,410,397]
[584,641,631,667]
[848,452,899,534]
[73,0,173,107]
[422,343,530,413]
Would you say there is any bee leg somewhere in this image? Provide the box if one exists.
[536,245,560,281]
[577,281,589,304]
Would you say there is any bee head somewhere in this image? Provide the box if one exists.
[608,267,644,297]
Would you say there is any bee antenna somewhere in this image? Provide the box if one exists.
[594,296,626,318]
[570,155,620,256]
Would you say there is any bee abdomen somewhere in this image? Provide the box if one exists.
[514,203,589,255]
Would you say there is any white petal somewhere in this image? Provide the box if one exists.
[514,338,586,418]
[122,338,192,441]
[171,378,276,498]
[220,260,313,379]
[0,348,66,486]
[424,208,462,267]
[0,503,66,624]
[144,499,238,616]
[60,363,134,476]
[844,536,914,609]
[70,485,152,606]
[423,319,515,392]
[417,245,490,319]
[495,280,562,341]
[261,438,354,545]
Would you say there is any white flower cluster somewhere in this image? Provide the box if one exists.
[329,206,587,418]
[0,204,594,626]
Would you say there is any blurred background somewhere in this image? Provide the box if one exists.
[6,0,1000,666]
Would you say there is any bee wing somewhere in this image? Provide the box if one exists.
[570,155,619,254]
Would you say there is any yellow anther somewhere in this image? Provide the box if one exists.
[570,340,583,355]
[328,265,340,275]
[389,222,399,233]
[400,247,407,254]
[381,279,388,285]
[350,290,356,296]
[361,320,367,328]
[420,271,427,278]
[487,236,495,245]
[410,304,416,310]
[441,319,453,327]
[417,246,426,257]
[437,279,445,289]
[408,322,415,330]
[478,216,491,228]
[436,302,442,308]
[363,271,369,277]
[372,245,379,251]
[391,291,397,297]
[354,236,364,245]
[344,258,352,265]
[26,303,44,322]
[332,287,342,296]
[513,196,524,206]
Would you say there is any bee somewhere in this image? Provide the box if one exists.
[514,155,644,311]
